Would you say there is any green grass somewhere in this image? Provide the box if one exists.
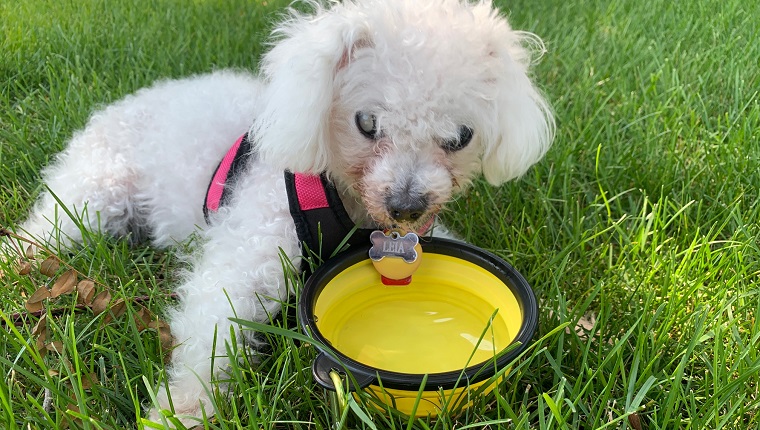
[1,0,759,428]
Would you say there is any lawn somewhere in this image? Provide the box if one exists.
[1,0,759,428]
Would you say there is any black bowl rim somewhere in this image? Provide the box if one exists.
[299,237,539,392]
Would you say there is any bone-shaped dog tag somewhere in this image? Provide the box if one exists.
[369,230,420,263]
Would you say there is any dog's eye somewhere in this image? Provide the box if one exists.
[355,112,377,139]
[442,126,474,152]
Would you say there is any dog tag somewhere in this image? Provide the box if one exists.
[369,230,419,263]
[369,230,423,284]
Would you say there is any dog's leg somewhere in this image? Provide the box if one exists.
[147,174,300,425]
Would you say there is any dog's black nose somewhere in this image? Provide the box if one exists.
[387,195,428,223]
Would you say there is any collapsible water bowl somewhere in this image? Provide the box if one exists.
[298,236,538,417]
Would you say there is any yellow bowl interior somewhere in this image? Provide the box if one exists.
[314,253,523,374]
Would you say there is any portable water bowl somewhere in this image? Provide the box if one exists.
[298,236,538,416]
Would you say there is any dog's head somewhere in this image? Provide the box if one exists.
[252,0,554,231]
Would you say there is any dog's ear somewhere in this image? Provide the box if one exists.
[251,5,370,174]
[478,19,555,185]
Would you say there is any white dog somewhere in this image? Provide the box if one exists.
[15,0,553,424]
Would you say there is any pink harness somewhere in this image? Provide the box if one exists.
[204,134,248,214]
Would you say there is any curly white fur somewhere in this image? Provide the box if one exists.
[15,0,553,425]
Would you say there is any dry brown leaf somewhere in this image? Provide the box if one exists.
[110,298,127,318]
[134,306,155,331]
[92,290,112,315]
[32,314,47,337]
[158,324,172,337]
[63,402,83,429]
[147,317,175,360]
[159,326,174,348]
[17,261,32,276]
[76,280,95,305]
[39,256,60,277]
[25,300,44,313]
[80,372,98,390]
[59,404,78,429]
[566,312,597,339]
[28,286,51,303]
[576,313,596,332]
[45,341,64,354]
[47,369,59,377]
[150,318,175,361]
[148,319,170,331]
[628,412,642,430]
[51,270,77,298]
[103,298,127,324]
[36,335,47,357]
[161,341,173,358]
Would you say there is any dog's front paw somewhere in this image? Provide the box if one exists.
[146,407,206,429]
[145,384,214,429]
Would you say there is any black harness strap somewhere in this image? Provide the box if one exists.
[284,172,375,269]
